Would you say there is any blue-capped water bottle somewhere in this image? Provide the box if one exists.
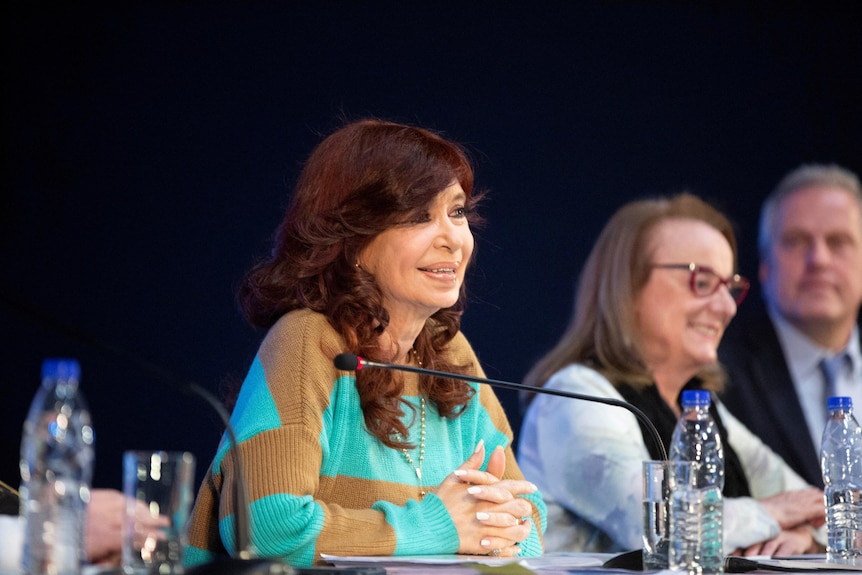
[20,359,95,575]
[668,389,724,575]
[821,396,862,564]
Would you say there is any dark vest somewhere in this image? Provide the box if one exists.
[617,379,751,498]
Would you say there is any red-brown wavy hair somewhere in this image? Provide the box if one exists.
[238,118,485,447]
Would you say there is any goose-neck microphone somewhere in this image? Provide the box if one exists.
[333,353,668,461]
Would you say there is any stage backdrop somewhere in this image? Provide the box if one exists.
[2,2,860,490]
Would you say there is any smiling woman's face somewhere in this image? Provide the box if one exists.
[359,182,474,324]
[635,218,738,379]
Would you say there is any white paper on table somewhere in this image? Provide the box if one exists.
[321,552,605,570]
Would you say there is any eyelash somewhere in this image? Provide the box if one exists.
[407,205,469,224]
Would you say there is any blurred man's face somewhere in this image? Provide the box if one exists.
[760,186,862,341]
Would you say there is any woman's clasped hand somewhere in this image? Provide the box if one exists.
[434,439,536,558]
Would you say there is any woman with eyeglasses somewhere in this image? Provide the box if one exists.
[517,193,825,557]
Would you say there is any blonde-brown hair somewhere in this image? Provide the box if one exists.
[523,193,737,402]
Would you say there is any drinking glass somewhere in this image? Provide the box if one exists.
[642,460,670,570]
[122,450,196,575]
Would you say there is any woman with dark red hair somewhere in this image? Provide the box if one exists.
[185,119,546,567]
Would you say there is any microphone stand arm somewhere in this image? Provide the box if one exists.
[186,383,255,559]
[362,359,668,461]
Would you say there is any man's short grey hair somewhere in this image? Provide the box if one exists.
[758,163,862,258]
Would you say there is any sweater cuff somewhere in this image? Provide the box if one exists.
[372,493,459,555]
[516,491,546,556]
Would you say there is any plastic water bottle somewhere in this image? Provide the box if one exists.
[821,396,862,564]
[20,359,95,575]
[668,390,724,575]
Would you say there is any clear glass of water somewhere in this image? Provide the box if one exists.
[643,460,669,570]
[122,450,196,575]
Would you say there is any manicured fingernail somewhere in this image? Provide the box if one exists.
[453,469,467,476]
[467,486,482,495]
[529,483,538,491]
[481,539,491,548]
[476,512,490,520]
[474,439,484,453]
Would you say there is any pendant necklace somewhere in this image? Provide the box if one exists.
[394,348,426,497]
[395,397,426,497]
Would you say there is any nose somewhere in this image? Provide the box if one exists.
[807,237,831,266]
[711,285,738,320]
[434,218,464,253]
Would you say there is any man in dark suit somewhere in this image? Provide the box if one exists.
[720,163,862,489]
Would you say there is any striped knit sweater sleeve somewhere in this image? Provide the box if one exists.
[185,308,546,567]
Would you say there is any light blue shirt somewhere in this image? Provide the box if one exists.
[517,364,817,554]
[768,307,862,454]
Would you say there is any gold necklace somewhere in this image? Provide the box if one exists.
[395,347,426,497]
[409,347,423,367]
[394,396,426,497]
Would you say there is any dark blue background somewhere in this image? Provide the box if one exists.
[2,2,861,491]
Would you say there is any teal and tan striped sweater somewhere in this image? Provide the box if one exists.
[185,309,546,567]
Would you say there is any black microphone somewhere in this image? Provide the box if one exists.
[333,353,668,461]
